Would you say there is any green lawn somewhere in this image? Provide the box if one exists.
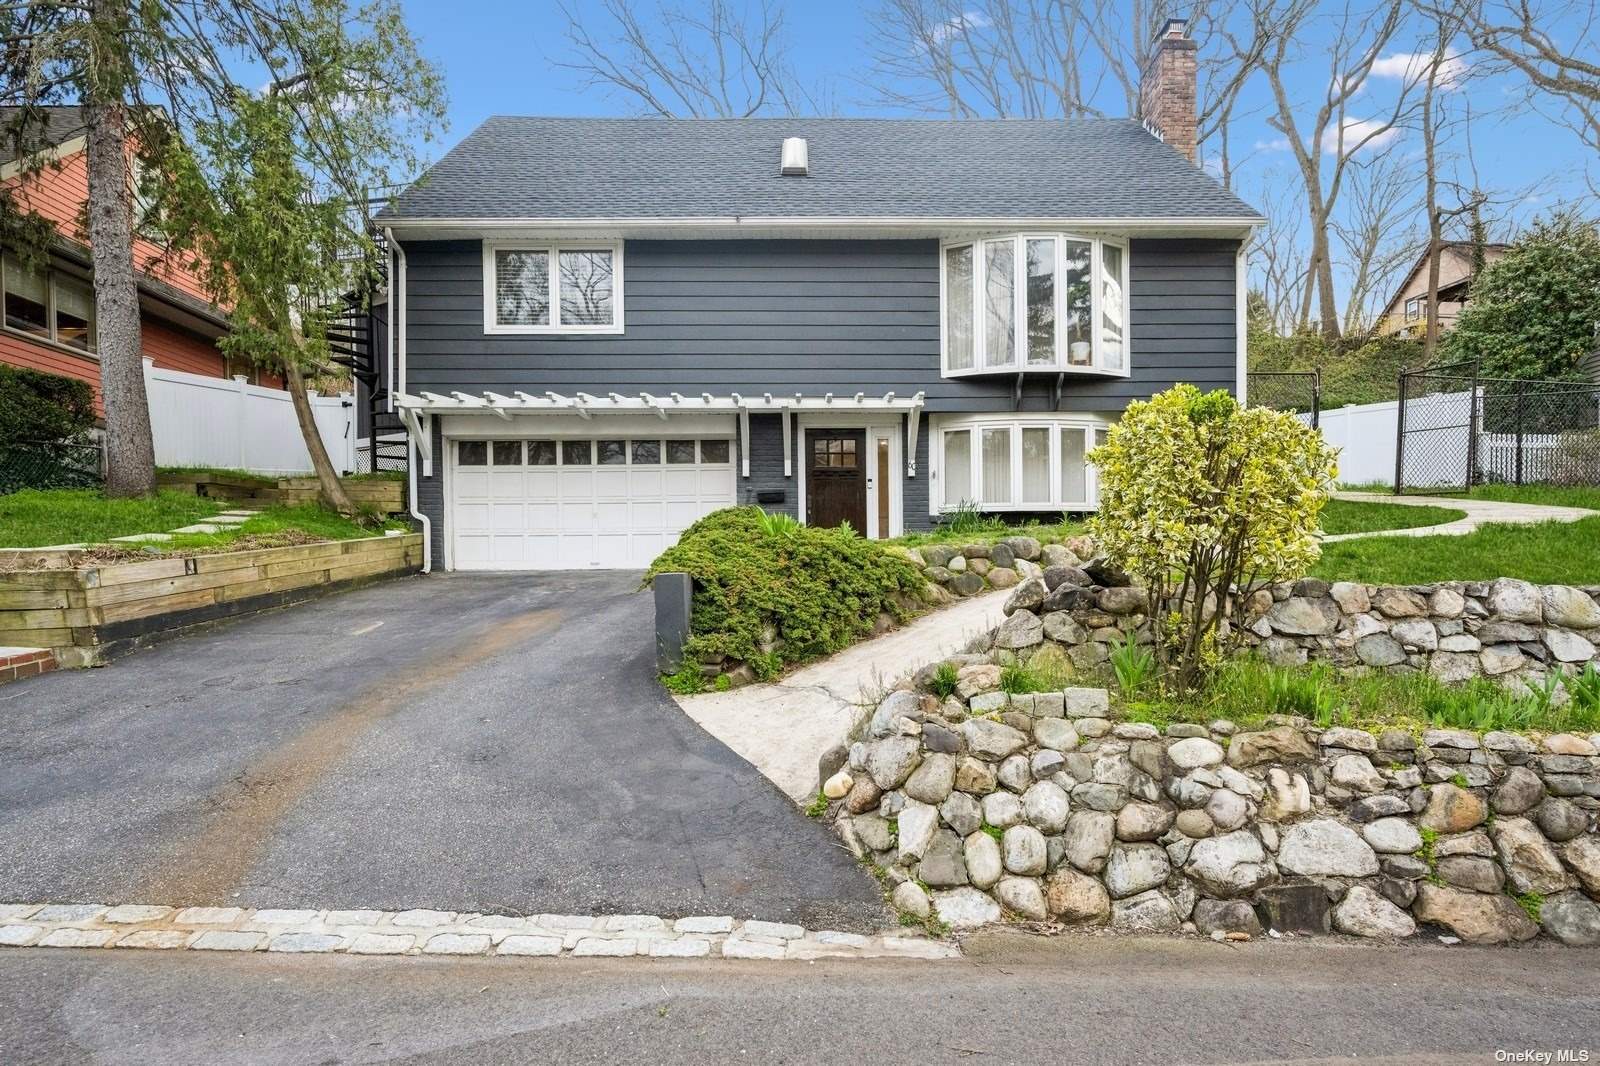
[1463,484,1600,510]
[0,489,405,552]
[1310,515,1600,585]
[1318,498,1464,535]
[0,489,223,547]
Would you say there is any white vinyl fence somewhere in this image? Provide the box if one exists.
[1303,396,1414,486]
[144,358,357,476]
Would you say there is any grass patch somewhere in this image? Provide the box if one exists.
[0,489,223,547]
[928,661,960,699]
[1463,484,1600,510]
[342,470,406,482]
[156,465,276,484]
[1318,498,1464,535]
[1119,657,1600,737]
[890,512,1087,549]
[1000,657,1074,694]
[1310,516,1600,585]
[0,489,405,555]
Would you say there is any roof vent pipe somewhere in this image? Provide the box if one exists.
[780,137,808,176]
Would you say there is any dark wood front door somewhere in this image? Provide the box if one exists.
[807,429,867,532]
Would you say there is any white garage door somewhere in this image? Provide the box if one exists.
[449,436,735,570]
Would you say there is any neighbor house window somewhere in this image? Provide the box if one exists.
[936,416,1111,511]
[941,234,1127,376]
[2,255,96,352]
[484,241,622,333]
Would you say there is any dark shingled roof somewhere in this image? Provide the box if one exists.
[0,106,89,156]
[381,116,1262,223]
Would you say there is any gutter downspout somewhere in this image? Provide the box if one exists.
[384,228,397,415]
[391,232,431,572]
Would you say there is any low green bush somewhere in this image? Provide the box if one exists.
[643,507,928,670]
[0,364,95,444]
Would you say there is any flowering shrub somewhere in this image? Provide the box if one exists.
[1089,385,1337,690]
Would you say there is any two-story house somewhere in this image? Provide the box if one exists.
[377,19,1262,572]
[1376,240,1508,340]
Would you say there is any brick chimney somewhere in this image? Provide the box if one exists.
[1138,17,1198,163]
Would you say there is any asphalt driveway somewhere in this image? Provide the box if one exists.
[0,573,884,929]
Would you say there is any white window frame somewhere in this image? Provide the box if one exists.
[482,239,625,335]
[928,412,1113,515]
[939,233,1129,379]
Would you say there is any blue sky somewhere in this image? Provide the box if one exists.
[400,1,1597,320]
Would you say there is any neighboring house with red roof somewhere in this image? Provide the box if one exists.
[0,105,277,416]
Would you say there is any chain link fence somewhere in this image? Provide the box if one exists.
[1396,359,1600,493]
[0,440,104,495]
[354,435,409,476]
[1247,370,1321,428]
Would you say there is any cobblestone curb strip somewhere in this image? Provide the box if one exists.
[0,906,960,962]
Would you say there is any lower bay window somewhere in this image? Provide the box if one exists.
[934,415,1112,513]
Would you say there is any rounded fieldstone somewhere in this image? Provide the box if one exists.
[1540,892,1600,947]
[903,753,957,805]
[892,880,931,919]
[1063,810,1115,873]
[1104,842,1170,898]
[1045,867,1110,924]
[1491,766,1546,815]
[1333,884,1416,939]
[1174,808,1215,838]
[981,791,1023,829]
[1437,855,1504,894]
[1277,819,1380,877]
[1166,736,1225,770]
[1022,780,1071,834]
[1419,783,1487,833]
[1030,749,1066,779]
[932,887,1002,930]
[997,753,1033,793]
[940,791,983,837]
[1534,797,1589,843]
[995,876,1048,920]
[1362,817,1423,854]
[1002,824,1048,875]
[1205,788,1249,831]
[1192,898,1262,937]
[1183,830,1275,898]
[964,830,1003,889]
[1115,801,1175,842]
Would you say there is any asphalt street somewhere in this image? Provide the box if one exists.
[0,932,1595,1064]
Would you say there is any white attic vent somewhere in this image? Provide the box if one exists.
[780,136,808,176]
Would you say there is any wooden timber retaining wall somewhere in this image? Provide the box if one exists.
[155,472,407,514]
[0,533,422,665]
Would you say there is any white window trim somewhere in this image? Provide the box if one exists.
[928,412,1113,516]
[940,233,1129,380]
[481,239,625,335]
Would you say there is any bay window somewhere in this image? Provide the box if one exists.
[941,233,1128,376]
[483,240,623,334]
[934,415,1111,512]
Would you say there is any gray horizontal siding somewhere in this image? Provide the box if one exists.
[401,237,1239,415]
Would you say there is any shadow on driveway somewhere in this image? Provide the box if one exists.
[0,572,885,930]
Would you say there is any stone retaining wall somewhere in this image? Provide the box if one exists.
[983,537,1600,687]
[824,681,1600,945]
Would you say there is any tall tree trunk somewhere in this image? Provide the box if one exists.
[1421,48,1443,363]
[283,354,357,517]
[84,0,154,497]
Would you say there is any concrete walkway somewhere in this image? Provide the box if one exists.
[1325,491,1597,542]
[675,590,1009,802]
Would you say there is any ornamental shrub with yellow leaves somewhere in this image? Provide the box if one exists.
[1089,385,1338,692]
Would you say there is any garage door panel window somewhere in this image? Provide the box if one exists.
[631,439,661,465]
[528,440,557,465]
[492,440,522,466]
[666,440,697,464]
[597,439,627,465]
[699,439,730,464]
[458,441,487,466]
[938,419,1108,511]
[562,440,593,466]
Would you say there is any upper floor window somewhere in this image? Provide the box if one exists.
[1404,296,1422,322]
[2,254,96,353]
[942,234,1127,377]
[483,240,623,334]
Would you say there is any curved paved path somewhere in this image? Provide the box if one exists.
[1326,491,1597,542]
[0,573,885,930]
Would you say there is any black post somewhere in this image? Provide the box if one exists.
[1393,368,1407,495]
[1464,362,1481,492]
[1514,383,1525,486]
[1310,371,1321,430]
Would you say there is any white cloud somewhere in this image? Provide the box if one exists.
[1321,117,1401,155]
[1368,50,1468,90]
[929,9,988,45]
[1254,137,1291,152]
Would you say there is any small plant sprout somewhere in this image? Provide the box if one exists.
[928,661,961,699]
[1108,632,1157,698]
